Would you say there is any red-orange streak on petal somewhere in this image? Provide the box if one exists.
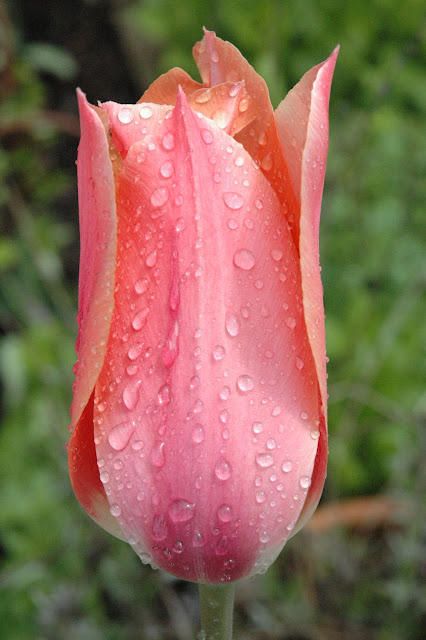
[68,392,126,539]
[193,30,300,247]
[71,90,117,431]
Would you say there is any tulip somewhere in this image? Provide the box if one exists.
[68,29,338,589]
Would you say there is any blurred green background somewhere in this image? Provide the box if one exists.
[0,1,424,638]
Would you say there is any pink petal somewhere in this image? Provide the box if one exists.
[70,90,117,431]
[193,29,300,245]
[275,48,339,530]
[68,91,121,535]
[138,67,205,104]
[92,89,322,583]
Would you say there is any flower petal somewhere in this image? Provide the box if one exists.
[138,67,204,104]
[275,48,339,531]
[92,89,321,583]
[68,392,126,538]
[70,90,117,431]
[193,29,300,244]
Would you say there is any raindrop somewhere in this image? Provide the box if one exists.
[100,471,110,484]
[175,217,185,232]
[134,278,149,295]
[108,422,136,451]
[300,475,311,489]
[160,160,174,178]
[256,490,266,504]
[266,438,276,450]
[168,499,195,523]
[146,250,158,267]
[234,155,245,167]
[217,504,233,522]
[252,422,263,434]
[110,504,121,517]
[152,513,168,541]
[310,429,320,440]
[295,357,304,370]
[261,153,273,171]
[215,535,228,556]
[219,386,231,400]
[300,411,309,421]
[151,187,169,208]
[192,424,205,443]
[271,406,282,417]
[233,249,255,270]
[237,375,254,393]
[200,129,214,144]
[215,459,232,480]
[118,107,134,124]
[213,345,226,361]
[256,453,274,468]
[163,321,179,368]
[259,531,270,543]
[139,105,153,119]
[127,343,143,361]
[271,249,283,261]
[131,440,144,451]
[132,307,150,331]
[219,409,229,424]
[225,314,240,337]
[151,441,165,467]
[285,316,296,329]
[157,383,171,405]
[193,530,205,547]
[223,192,244,210]
[122,380,141,410]
[227,218,239,230]
[212,109,229,129]
[161,131,175,150]
[282,460,293,473]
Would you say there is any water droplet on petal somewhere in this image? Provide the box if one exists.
[157,383,171,405]
[213,345,226,361]
[286,316,296,329]
[200,128,214,144]
[151,441,165,467]
[168,499,195,523]
[122,380,141,410]
[295,356,304,370]
[215,459,232,480]
[271,249,283,261]
[300,475,312,489]
[152,513,168,541]
[146,250,158,267]
[256,453,274,468]
[192,424,205,443]
[227,218,239,230]
[282,460,293,472]
[132,307,150,331]
[110,504,121,517]
[108,422,136,451]
[160,160,174,178]
[134,278,149,295]
[225,313,240,337]
[139,105,153,119]
[271,406,282,417]
[261,152,273,171]
[151,187,169,208]
[217,504,233,522]
[252,422,263,434]
[223,192,244,210]
[212,109,229,129]
[118,107,134,124]
[193,530,205,547]
[237,375,254,393]
[233,249,255,270]
[100,471,110,484]
[161,131,175,150]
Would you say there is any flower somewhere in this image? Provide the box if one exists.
[68,30,338,584]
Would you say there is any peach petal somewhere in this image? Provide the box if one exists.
[138,67,205,105]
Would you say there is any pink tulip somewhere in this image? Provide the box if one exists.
[68,30,338,584]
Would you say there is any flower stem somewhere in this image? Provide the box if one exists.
[198,582,236,640]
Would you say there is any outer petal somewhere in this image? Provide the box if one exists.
[138,67,204,104]
[92,90,321,583]
[68,90,122,537]
[193,30,300,244]
[275,48,339,530]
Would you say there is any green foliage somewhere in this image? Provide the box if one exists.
[0,0,424,638]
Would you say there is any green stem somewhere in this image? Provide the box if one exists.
[198,582,236,640]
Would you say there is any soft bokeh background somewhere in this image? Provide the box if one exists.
[1,1,424,638]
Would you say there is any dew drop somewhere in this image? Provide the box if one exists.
[300,411,309,421]
[223,192,244,210]
[118,107,134,124]
[139,105,153,119]
[99,471,110,484]
[271,249,283,261]
[215,459,232,480]
[157,383,171,405]
[151,187,169,208]
[252,422,263,434]
[160,160,174,178]
[295,356,304,370]
[213,345,226,361]
[237,375,254,393]
[300,475,312,489]
[282,460,293,473]
[219,409,229,424]
[256,453,274,468]
[146,250,158,267]
[217,504,233,522]
[110,504,121,517]
[227,218,239,230]
[151,441,165,467]
[310,429,320,440]
[108,422,136,451]
[256,490,266,504]
[152,513,167,541]
[127,343,143,361]
[212,109,229,129]
[161,131,175,150]
[219,386,231,400]
[259,531,270,543]
[225,314,240,337]
[132,307,150,331]
[192,424,205,443]
[193,530,205,547]
[285,316,296,329]
[200,128,214,144]
[271,406,282,417]
[134,278,149,295]
[168,498,195,523]
[122,380,141,410]
[260,152,273,171]
[233,249,255,270]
